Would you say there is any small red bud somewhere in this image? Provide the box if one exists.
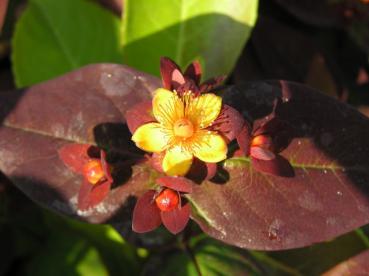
[155,189,179,212]
[83,160,105,185]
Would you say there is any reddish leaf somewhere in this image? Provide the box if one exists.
[250,147,276,161]
[58,144,91,174]
[199,75,226,93]
[0,0,8,33]
[156,176,193,193]
[251,155,294,177]
[78,179,111,210]
[189,80,369,250]
[125,100,154,134]
[184,61,202,85]
[160,57,183,90]
[132,190,161,233]
[161,203,191,234]
[150,152,165,173]
[0,64,159,223]
[322,249,369,275]
[211,104,245,142]
[99,149,112,182]
[236,122,253,156]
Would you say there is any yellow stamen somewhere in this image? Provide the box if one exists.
[173,118,194,138]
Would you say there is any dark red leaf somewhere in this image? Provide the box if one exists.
[156,176,193,193]
[211,104,245,142]
[0,64,159,224]
[184,61,202,85]
[250,146,276,161]
[160,57,183,90]
[199,76,226,93]
[236,122,253,156]
[251,155,294,177]
[322,249,369,275]
[150,152,165,173]
[58,144,91,174]
[132,190,161,233]
[189,80,369,250]
[161,203,191,234]
[78,179,111,210]
[125,100,154,134]
[0,0,8,33]
[100,150,112,182]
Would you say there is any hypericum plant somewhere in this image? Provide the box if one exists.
[2,59,369,251]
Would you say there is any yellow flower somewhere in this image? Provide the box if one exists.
[132,88,227,176]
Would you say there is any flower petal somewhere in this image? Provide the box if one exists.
[161,203,191,234]
[188,93,222,128]
[152,88,184,125]
[156,176,193,193]
[132,190,162,233]
[193,131,227,163]
[132,122,168,152]
[162,147,193,176]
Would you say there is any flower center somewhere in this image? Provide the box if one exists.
[155,189,179,212]
[173,118,194,138]
[83,160,105,185]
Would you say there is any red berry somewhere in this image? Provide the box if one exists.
[83,159,105,185]
[155,189,179,212]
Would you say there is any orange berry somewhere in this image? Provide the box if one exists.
[155,189,179,212]
[83,160,105,185]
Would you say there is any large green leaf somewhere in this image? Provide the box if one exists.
[157,235,262,276]
[121,0,258,79]
[12,0,122,88]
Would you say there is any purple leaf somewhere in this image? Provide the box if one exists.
[190,80,369,250]
[132,190,161,233]
[78,179,111,211]
[156,176,193,193]
[161,203,191,234]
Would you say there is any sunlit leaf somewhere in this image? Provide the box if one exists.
[12,0,122,87]
[121,0,258,79]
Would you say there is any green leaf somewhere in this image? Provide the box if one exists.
[25,231,109,276]
[121,0,258,79]
[43,211,140,275]
[158,236,262,276]
[12,0,122,88]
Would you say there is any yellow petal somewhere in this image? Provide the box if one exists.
[187,93,222,128]
[152,88,184,125]
[163,147,193,176]
[193,131,227,163]
[132,123,168,152]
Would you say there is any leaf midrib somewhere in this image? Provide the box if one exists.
[33,1,78,68]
